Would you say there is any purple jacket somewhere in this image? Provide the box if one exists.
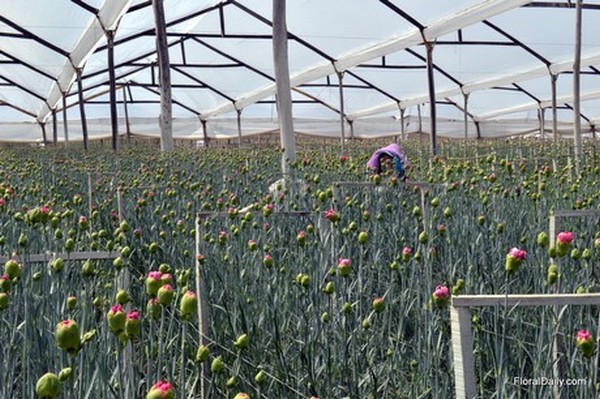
[366,143,409,175]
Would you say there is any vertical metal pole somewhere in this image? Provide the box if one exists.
[153,0,174,151]
[539,106,546,140]
[573,0,583,171]
[122,86,131,144]
[463,92,469,158]
[107,30,119,151]
[425,41,437,156]
[40,122,48,145]
[52,110,58,145]
[62,93,69,148]
[77,68,89,151]
[273,0,297,175]
[201,119,209,148]
[336,70,347,155]
[236,109,243,147]
[550,73,558,141]
[400,107,406,142]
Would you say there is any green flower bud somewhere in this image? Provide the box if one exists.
[0,292,9,310]
[233,333,249,350]
[5,260,21,279]
[211,356,224,373]
[58,367,73,382]
[157,284,174,306]
[107,305,126,334]
[66,296,77,310]
[35,372,61,398]
[255,370,266,384]
[179,291,197,319]
[55,320,81,354]
[116,290,130,305]
[196,345,210,363]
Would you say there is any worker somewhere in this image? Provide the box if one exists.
[366,143,408,180]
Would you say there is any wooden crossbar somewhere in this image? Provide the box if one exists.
[0,251,117,264]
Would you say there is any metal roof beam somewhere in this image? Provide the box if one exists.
[379,0,425,30]
[0,101,38,118]
[171,65,235,102]
[0,15,69,57]
[70,0,99,15]
[132,81,201,116]
[0,49,58,82]
[482,21,551,66]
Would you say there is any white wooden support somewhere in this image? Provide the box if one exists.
[451,306,477,399]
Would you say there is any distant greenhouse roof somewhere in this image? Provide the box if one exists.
[0,0,599,142]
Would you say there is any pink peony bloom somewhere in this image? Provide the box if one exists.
[39,206,50,214]
[338,258,351,267]
[402,247,412,256]
[557,232,574,245]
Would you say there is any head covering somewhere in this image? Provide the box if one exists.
[366,143,408,175]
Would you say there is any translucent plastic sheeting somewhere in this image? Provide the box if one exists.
[1,0,600,142]
[1,114,596,144]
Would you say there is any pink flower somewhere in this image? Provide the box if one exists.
[0,198,5,206]
[127,310,141,320]
[109,304,124,314]
[577,329,592,343]
[557,232,574,245]
[324,209,340,222]
[576,329,595,357]
[433,285,449,299]
[340,155,348,163]
[148,271,162,280]
[508,247,527,261]
[148,380,173,398]
[337,258,352,277]
[402,247,412,256]
[39,206,50,214]
[432,285,450,308]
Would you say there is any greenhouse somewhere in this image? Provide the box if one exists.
[1,1,600,399]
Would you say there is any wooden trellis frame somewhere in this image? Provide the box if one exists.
[0,250,117,264]
[451,293,600,399]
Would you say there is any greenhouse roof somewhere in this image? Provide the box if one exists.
[0,0,599,142]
